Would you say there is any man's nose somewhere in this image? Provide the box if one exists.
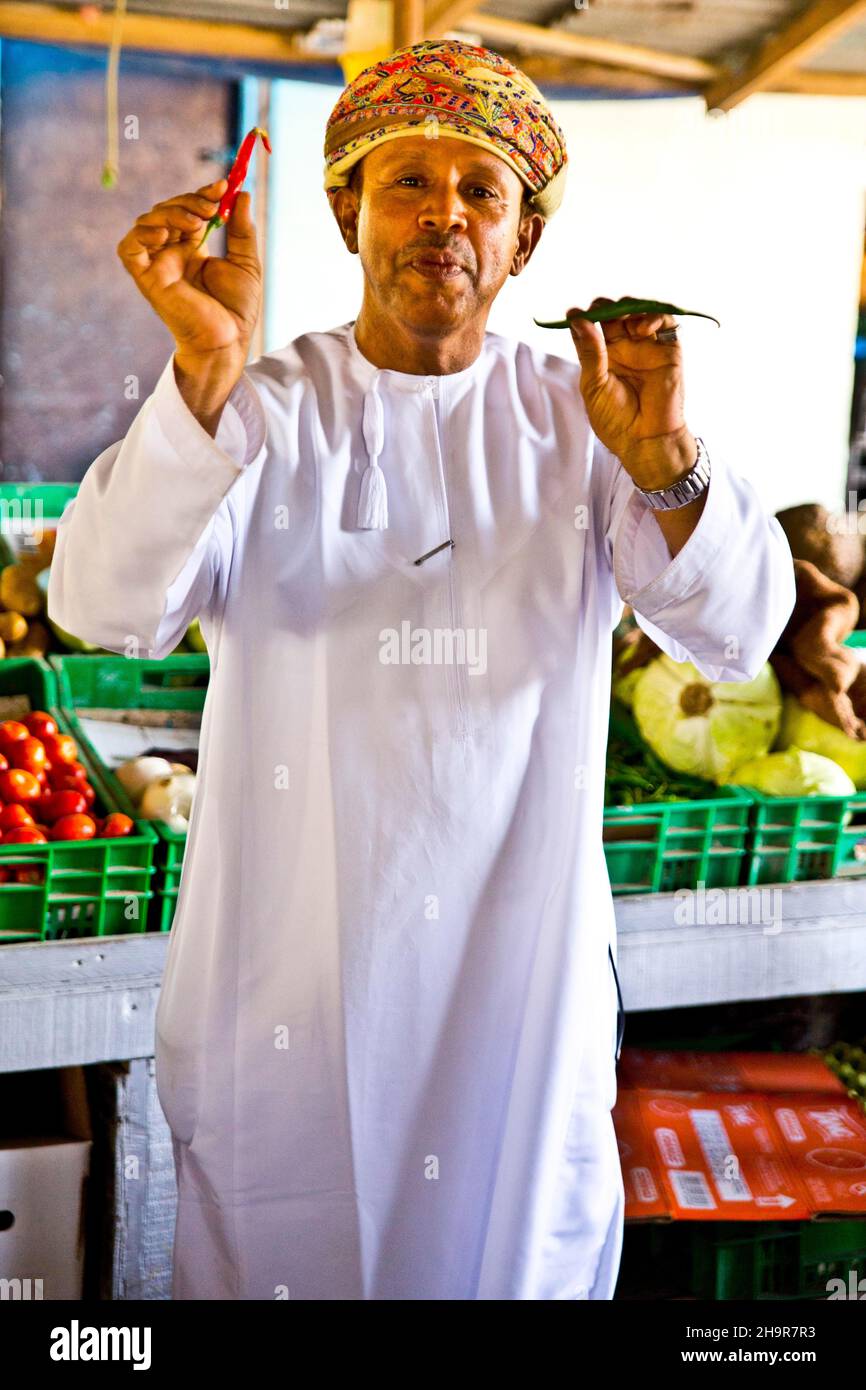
[418,192,469,231]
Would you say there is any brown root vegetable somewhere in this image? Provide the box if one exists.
[613,626,660,675]
[769,559,865,738]
[0,564,41,617]
[0,611,27,644]
[775,503,864,589]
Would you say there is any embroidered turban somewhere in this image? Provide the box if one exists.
[323,38,568,220]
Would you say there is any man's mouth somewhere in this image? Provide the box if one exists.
[409,254,466,280]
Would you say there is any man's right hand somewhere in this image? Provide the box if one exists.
[116,178,262,375]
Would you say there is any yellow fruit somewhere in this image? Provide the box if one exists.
[0,565,41,617]
[16,553,46,576]
[8,620,48,656]
[0,611,27,644]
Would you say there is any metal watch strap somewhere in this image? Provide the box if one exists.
[635,436,711,510]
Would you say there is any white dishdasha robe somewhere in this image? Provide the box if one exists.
[48,319,796,1300]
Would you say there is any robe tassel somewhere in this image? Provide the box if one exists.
[357,373,388,529]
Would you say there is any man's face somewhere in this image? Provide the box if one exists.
[332,134,544,337]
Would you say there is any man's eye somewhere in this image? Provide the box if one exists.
[394,177,495,198]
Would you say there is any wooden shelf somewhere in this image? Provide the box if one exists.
[0,877,864,1070]
[614,877,866,1011]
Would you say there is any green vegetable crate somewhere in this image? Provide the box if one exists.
[745,632,866,884]
[0,481,77,566]
[51,653,208,933]
[0,481,77,524]
[604,702,753,895]
[691,1219,866,1301]
[630,1218,866,1300]
[0,657,156,943]
[744,790,866,884]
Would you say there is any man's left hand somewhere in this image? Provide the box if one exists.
[568,296,697,490]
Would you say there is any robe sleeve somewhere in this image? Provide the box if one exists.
[48,352,267,660]
[599,434,796,682]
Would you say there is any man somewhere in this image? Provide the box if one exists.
[49,39,795,1300]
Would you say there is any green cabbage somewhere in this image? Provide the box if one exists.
[777,694,866,789]
[729,747,856,797]
[632,656,782,784]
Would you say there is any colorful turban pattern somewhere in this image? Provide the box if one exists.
[323,38,568,220]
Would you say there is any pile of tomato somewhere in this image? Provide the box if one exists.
[0,711,134,849]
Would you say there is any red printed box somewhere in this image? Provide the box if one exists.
[614,1050,866,1223]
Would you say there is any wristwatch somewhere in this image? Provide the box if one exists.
[635,436,711,510]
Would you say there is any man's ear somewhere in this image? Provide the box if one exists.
[331,186,360,254]
[509,210,545,277]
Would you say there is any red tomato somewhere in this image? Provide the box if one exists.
[0,866,11,882]
[3,826,48,843]
[10,736,48,777]
[0,720,30,750]
[51,813,97,841]
[100,812,134,838]
[48,767,88,793]
[0,804,34,830]
[42,733,78,766]
[24,711,58,740]
[55,760,86,779]
[0,769,42,803]
[39,790,87,822]
[14,865,44,883]
[0,753,8,773]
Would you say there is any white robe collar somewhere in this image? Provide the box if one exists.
[339,321,487,530]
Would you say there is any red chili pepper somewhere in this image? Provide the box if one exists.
[197,127,272,248]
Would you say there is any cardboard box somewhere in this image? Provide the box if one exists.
[615,1050,866,1224]
[0,1067,92,1299]
[617,1048,847,1095]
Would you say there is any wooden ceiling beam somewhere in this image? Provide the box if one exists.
[394,0,426,48]
[0,1,331,62]
[504,51,700,95]
[769,67,866,95]
[8,2,866,107]
[704,0,866,111]
[423,0,483,37]
[449,12,717,83]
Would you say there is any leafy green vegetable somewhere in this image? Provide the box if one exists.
[604,735,718,805]
[534,298,721,329]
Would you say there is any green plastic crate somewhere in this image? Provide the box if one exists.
[0,482,77,523]
[691,1219,866,1301]
[604,703,753,895]
[0,482,77,565]
[736,629,866,884]
[0,657,156,943]
[51,653,208,932]
[745,789,866,884]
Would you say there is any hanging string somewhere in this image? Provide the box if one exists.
[101,0,127,188]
